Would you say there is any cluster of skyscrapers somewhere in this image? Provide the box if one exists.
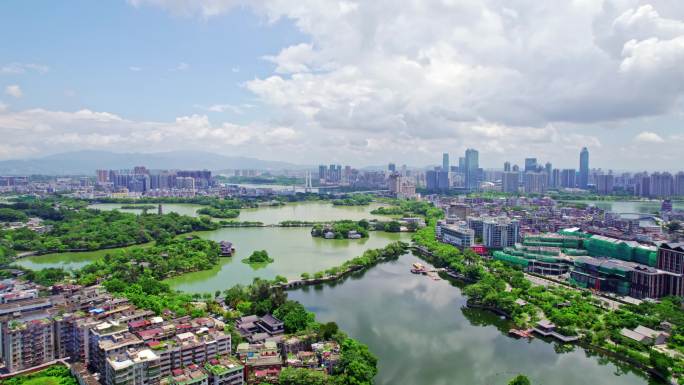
[426,148,481,193]
[96,167,213,193]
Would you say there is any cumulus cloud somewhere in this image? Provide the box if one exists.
[195,103,249,114]
[0,107,300,160]
[32,0,684,167]
[634,131,665,143]
[5,85,22,98]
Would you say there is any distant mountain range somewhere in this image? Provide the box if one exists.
[0,150,308,175]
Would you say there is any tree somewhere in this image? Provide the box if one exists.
[667,221,681,233]
[279,367,328,385]
[274,301,315,333]
[508,374,531,385]
[335,338,378,385]
[319,321,339,340]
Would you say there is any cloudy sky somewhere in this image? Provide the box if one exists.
[1,0,682,170]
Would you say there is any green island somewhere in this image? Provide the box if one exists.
[311,220,370,239]
[370,199,438,217]
[119,204,157,210]
[2,364,77,385]
[217,220,264,227]
[241,249,274,266]
[331,194,374,206]
[196,206,240,218]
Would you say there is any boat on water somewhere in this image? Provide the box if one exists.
[508,328,534,339]
[410,262,426,274]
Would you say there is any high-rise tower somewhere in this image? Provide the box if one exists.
[579,147,589,189]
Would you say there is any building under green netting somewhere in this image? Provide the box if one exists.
[523,234,583,249]
[583,235,657,266]
[492,231,656,274]
[492,251,529,267]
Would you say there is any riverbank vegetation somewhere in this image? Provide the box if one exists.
[77,237,221,286]
[371,200,440,218]
[1,200,218,253]
[296,241,407,283]
[119,204,157,210]
[218,220,264,227]
[412,212,684,383]
[311,220,369,239]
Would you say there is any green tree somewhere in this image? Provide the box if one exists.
[279,367,328,385]
[508,374,531,385]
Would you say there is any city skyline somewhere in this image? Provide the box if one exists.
[1,1,683,169]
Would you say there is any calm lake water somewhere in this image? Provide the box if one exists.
[291,253,657,385]
[15,243,152,271]
[165,228,410,292]
[89,201,389,224]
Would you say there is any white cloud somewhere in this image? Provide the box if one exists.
[129,66,143,71]
[194,103,254,114]
[634,131,665,143]
[5,85,23,98]
[0,63,49,75]
[231,66,240,73]
[0,0,668,168]
[0,102,6,112]
[0,107,300,160]
[171,62,190,71]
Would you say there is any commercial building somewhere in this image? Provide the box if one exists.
[656,242,684,297]
[481,217,520,249]
[501,172,519,194]
[464,148,479,191]
[436,221,475,249]
[579,147,589,189]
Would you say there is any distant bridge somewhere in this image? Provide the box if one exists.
[616,212,660,221]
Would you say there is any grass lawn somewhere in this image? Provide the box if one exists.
[22,378,60,385]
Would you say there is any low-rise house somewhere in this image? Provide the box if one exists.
[237,341,282,384]
[621,325,670,345]
[204,355,244,385]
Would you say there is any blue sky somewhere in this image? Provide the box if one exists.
[0,0,302,122]
[1,1,683,170]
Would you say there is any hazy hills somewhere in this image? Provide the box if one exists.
[0,151,306,175]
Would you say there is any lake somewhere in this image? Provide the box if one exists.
[291,253,658,385]
[165,229,410,292]
[89,201,390,224]
[14,243,154,271]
